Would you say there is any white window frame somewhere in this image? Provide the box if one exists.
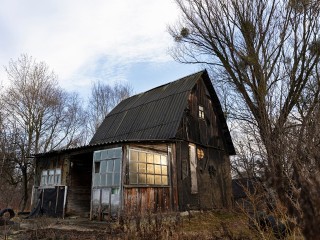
[40,168,62,186]
[199,105,205,119]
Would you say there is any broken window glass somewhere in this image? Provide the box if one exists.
[95,162,100,174]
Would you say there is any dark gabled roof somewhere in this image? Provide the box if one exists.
[90,70,236,155]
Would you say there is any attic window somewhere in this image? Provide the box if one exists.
[199,105,205,119]
[197,148,205,160]
[129,149,168,186]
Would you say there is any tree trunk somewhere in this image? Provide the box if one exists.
[20,166,29,212]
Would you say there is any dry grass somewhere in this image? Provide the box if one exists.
[2,210,300,240]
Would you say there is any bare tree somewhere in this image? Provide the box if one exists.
[169,0,320,238]
[87,80,132,137]
[1,54,87,211]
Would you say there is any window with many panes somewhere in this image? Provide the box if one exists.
[40,169,61,186]
[93,159,121,186]
[129,149,168,186]
[93,148,122,187]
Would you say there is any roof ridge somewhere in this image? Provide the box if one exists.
[105,70,205,118]
[127,70,205,99]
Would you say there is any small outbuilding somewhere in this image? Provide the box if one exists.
[31,70,235,219]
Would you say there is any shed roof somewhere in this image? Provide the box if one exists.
[90,70,236,155]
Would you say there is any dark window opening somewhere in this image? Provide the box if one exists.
[95,162,100,173]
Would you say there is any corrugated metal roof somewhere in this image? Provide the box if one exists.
[89,70,236,155]
[90,72,203,145]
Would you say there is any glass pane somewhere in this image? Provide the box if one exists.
[93,151,101,161]
[147,154,153,163]
[108,149,114,158]
[95,162,100,173]
[129,173,138,184]
[94,173,100,186]
[130,150,138,162]
[154,165,161,174]
[114,148,122,158]
[55,175,61,185]
[101,150,109,160]
[41,176,46,185]
[101,161,107,173]
[55,169,61,175]
[107,173,113,185]
[129,162,138,172]
[147,164,154,174]
[48,176,54,184]
[101,188,110,204]
[114,159,121,173]
[138,174,146,184]
[114,173,120,186]
[162,176,168,185]
[161,155,167,165]
[161,166,167,175]
[154,154,160,164]
[107,160,114,172]
[147,175,154,184]
[42,170,48,176]
[101,174,107,185]
[139,152,146,163]
[138,163,146,173]
[155,175,161,185]
[92,189,100,205]
[49,170,55,175]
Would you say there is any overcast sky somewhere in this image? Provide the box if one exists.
[0,0,200,98]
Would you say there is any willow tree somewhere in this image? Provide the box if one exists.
[1,54,87,211]
[169,0,320,238]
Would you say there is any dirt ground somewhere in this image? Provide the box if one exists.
[0,210,296,240]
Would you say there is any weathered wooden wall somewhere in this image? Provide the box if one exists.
[123,187,171,214]
[175,77,232,211]
[66,152,93,217]
[122,143,178,214]
[176,78,223,148]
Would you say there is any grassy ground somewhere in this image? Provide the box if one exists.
[0,210,301,240]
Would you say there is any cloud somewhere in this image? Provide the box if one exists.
[0,0,182,92]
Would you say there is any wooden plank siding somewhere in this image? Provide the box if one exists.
[123,187,171,215]
[65,152,93,217]
[175,77,232,211]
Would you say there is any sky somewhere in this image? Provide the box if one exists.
[0,0,200,99]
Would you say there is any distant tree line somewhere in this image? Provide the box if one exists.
[0,54,132,212]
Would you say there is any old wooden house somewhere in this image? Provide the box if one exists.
[31,70,235,219]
